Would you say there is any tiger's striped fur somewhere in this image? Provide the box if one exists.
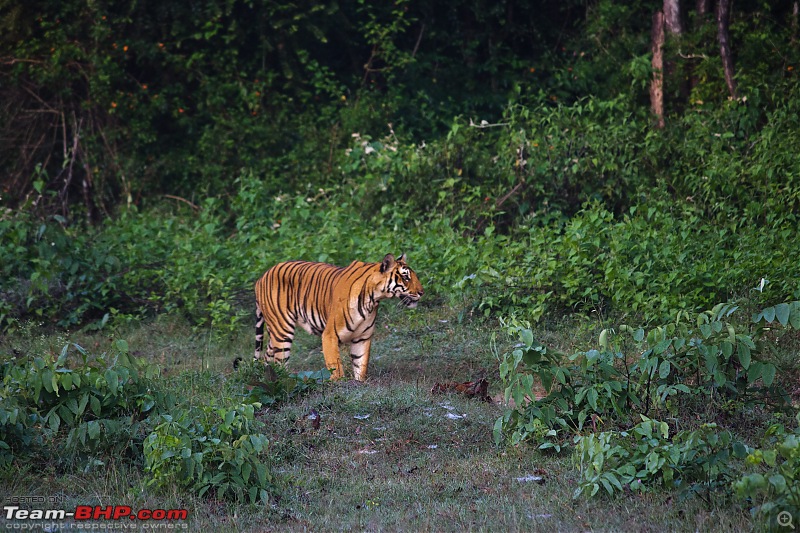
[253,253,423,381]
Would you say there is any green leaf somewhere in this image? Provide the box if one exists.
[747,362,763,384]
[492,416,503,445]
[587,389,598,411]
[762,306,776,323]
[737,343,751,369]
[761,364,777,387]
[768,474,786,493]
[42,369,54,393]
[105,369,119,396]
[114,339,130,353]
[48,412,60,433]
[653,339,671,355]
[774,303,790,326]
[520,329,534,348]
[732,441,748,458]
[720,341,733,359]
[704,351,718,375]
[791,308,800,330]
[87,420,100,441]
[90,395,102,417]
[75,392,89,416]
[658,359,671,379]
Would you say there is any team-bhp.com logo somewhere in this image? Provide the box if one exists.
[4,505,188,529]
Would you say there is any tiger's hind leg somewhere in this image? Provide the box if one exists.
[260,310,295,367]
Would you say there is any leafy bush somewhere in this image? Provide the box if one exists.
[144,402,273,504]
[231,358,331,407]
[574,418,745,498]
[735,415,800,521]
[495,301,798,449]
[0,339,162,463]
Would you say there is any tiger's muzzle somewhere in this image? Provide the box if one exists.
[401,287,423,308]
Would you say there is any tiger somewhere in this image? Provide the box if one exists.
[252,253,423,381]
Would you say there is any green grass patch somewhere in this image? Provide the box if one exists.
[3,304,780,531]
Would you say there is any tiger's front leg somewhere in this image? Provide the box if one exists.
[349,337,372,382]
[322,329,344,379]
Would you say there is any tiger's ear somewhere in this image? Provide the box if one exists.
[398,253,407,263]
[380,253,396,273]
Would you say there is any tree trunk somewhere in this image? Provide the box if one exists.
[664,0,684,34]
[717,0,737,98]
[690,0,712,92]
[792,1,799,44]
[663,0,691,102]
[650,11,666,128]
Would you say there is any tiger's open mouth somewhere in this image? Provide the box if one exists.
[401,294,421,308]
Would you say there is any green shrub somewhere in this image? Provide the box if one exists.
[574,418,745,498]
[735,415,800,522]
[0,339,163,463]
[495,301,798,449]
[144,402,273,504]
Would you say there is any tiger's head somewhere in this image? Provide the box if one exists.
[380,253,423,308]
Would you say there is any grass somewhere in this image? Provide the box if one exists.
[0,302,761,531]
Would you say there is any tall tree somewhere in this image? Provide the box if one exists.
[650,10,666,128]
[716,0,737,98]
[650,0,684,128]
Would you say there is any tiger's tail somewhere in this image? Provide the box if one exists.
[255,303,265,360]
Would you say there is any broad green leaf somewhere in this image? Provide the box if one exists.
[704,351,718,375]
[761,364,777,386]
[90,395,102,417]
[774,303,790,326]
[48,412,60,433]
[747,362,763,384]
[42,369,54,393]
[105,369,119,396]
[653,339,671,355]
[737,343,751,369]
[720,341,733,359]
[587,388,598,411]
[520,329,534,348]
[791,307,800,329]
[658,359,671,379]
[87,420,100,441]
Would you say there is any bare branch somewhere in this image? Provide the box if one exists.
[164,194,201,211]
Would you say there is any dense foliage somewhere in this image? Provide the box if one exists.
[0,340,325,501]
